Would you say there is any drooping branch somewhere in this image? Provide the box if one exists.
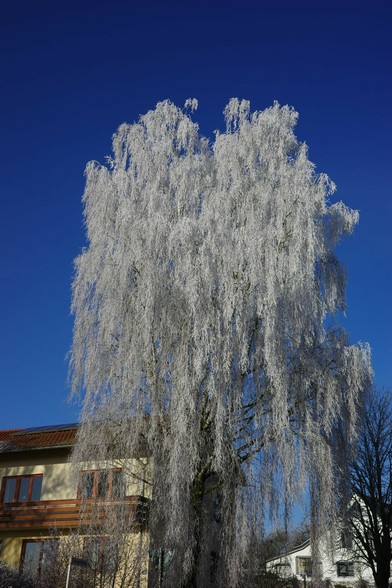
[70,98,372,588]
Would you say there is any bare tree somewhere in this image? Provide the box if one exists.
[349,390,392,588]
[69,98,371,587]
[0,561,34,588]
[17,529,145,588]
[261,524,310,562]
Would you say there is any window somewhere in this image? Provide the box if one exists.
[79,469,124,500]
[84,537,104,572]
[296,556,312,577]
[21,539,58,577]
[1,475,43,503]
[337,560,354,576]
[340,529,353,549]
[84,537,118,574]
[149,548,174,582]
[111,469,125,498]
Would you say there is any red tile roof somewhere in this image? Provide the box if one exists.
[0,425,78,453]
[0,429,23,442]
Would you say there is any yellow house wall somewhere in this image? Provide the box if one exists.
[0,461,75,500]
[77,457,151,498]
[1,535,23,568]
[0,453,150,501]
[0,530,149,587]
[0,529,73,568]
[0,449,150,584]
[121,457,151,498]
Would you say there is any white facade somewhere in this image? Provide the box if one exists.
[266,538,374,587]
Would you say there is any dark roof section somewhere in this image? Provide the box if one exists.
[0,424,78,453]
[14,423,79,435]
[264,539,311,563]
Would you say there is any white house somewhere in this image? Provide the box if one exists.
[266,536,374,587]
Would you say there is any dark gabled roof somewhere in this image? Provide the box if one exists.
[0,424,78,453]
[265,539,311,563]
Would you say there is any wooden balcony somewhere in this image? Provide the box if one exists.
[0,496,149,530]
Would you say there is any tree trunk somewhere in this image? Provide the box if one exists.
[182,475,206,588]
[374,559,391,588]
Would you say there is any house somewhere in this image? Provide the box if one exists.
[0,424,149,586]
[265,534,374,587]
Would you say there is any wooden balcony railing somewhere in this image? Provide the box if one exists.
[0,496,149,530]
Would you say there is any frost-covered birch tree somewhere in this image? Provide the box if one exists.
[70,99,372,587]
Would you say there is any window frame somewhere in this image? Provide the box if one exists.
[337,560,354,577]
[78,469,124,500]
[1,474,43,503]
[83,536,119,575]
[340,528,353,549]
[20,539,58,576]
[296,556,312,577]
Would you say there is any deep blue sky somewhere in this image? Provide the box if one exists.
[1,0,391,428]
